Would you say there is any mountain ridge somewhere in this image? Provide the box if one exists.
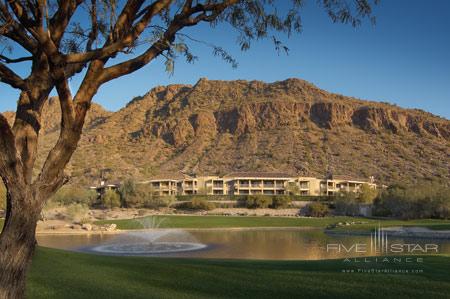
[3,78,449,185]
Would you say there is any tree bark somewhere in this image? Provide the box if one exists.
[0,185,40,299]
[12,91,42,184]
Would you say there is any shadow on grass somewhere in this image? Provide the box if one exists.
[27,247,450,299]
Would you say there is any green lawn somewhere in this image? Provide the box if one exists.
[330,219,450,232]
[94,215,450,230]
[27,247,450,299]
[95,215,371,229]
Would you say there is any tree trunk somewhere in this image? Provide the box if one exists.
[0,188,40,299]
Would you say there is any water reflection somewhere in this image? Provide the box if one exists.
[36,228,450,260]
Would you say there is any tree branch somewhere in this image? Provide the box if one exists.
[62,0,171,65]
[49,0,83,46]
[7,0,36,29]
[0,54,32,63]
[0,62,27,89]
[0,3,38,53]
[97,0,238,83]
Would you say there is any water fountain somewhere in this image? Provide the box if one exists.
[87,216,207,255]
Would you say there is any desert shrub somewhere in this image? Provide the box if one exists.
[102,189,121,209]
[305,202,330,217]
[271,195,292,209]
[144,195,176,209]
[52,186,97,206]
[245,195,273,209]
[334,192,360,216]
[373,181,450,219]
[215,202,237,208]
[191,198,216,210]
[123,183,174,209]
[66,203,89,223]
[122,183,152,207]
[177,198,216,210]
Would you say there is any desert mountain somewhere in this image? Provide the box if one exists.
[4,78,449,186]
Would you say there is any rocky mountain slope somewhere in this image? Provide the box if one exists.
[4,78,450,185]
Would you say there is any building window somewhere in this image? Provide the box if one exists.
[263,180,275,187]
[299,181,309,189]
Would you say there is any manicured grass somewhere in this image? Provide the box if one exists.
[94,215,450,230]
[331,219,450,232]
[95,215,370,229]
[27,247,450,299]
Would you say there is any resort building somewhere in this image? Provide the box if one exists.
[141,172,377,197]
[90,180,121,198]
[222,172,293,195]
[140,173,190,196]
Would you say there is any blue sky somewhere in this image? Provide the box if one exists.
[1,0,449,119]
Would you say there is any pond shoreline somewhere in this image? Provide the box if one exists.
[36,226,322,236]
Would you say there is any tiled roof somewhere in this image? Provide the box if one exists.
[223,172,294,179]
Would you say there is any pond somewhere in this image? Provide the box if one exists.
[36,228,450,260]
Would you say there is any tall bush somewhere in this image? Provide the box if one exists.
[245,195,273,209]
[177,198,216,211]
[118,179,137,208]
[52,186,97,206]
[359,184,378,204]
[334,192,360,216]
[102,189,121,209]
[271,195,292,209]
[305,202,330,217]
[66,203,89,223]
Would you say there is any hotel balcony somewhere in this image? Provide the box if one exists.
[157,185,171,190]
